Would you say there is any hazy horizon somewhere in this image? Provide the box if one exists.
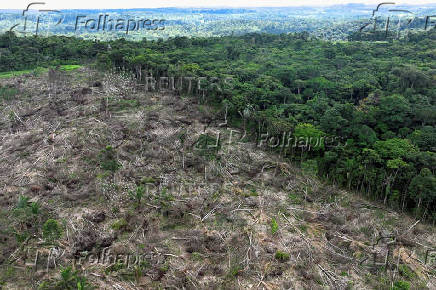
[1,0,436,10]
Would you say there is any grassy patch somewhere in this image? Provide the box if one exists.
[0,69,38,78]
[42,219,62,242]
[375,209,385,219]
[227,265,242,279]
[243,188,258,197]
[359,226,373,236]
[0,87,19,101]
[98,145,121,172]
[141,176,156,184]
[398,264,417,280]
[392,280,410,290]
[59,64,81,71]
[275,251,290,261]
[111,218,128,231]
[298,224,308,233]
[38,266,92,289]
[288,193,302,204]
[191,252,204,261]
[0,265,16,286]
[0,65,81,79]
[129,185,145,209]
[109,98,141,111]
[270,218,279,235]
[194,134,221,160]
[105,262,126,274]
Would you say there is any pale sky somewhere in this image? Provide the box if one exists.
[1,0,435,9]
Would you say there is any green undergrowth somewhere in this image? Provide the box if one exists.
[0,65,81,78]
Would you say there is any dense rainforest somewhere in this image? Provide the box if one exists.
[0,30,435,222]
[1,5,435,41]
